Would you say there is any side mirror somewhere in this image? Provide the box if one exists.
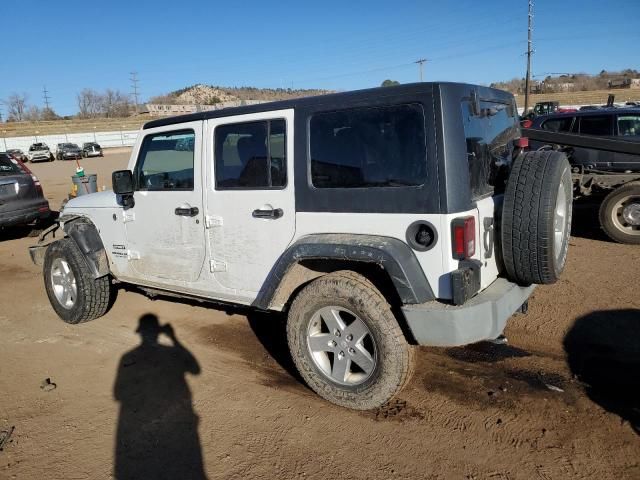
[112,170,134,195]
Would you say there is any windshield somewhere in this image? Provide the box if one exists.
[0,155,21,174]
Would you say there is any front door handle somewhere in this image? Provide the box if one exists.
[175,206,199,217]
[252,207,283,219]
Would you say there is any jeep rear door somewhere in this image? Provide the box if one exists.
[204,109,295,296]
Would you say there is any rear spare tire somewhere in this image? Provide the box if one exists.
[502,150,572,285]
[598,182,640,244]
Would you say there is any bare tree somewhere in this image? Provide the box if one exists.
[77,88,102,118]
[23,105,42,122]
[3,93,28,121]
[101,89,131,118]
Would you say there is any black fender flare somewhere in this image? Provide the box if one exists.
[253,234,435,310]
[62,217,110,279]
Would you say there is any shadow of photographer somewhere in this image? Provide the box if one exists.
[113,314,207,479]
[564,309,640,435]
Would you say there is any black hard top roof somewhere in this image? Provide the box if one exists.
[143,82,512,130]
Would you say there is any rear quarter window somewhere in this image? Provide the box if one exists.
[461,99,518,199]
[309,104,427,188]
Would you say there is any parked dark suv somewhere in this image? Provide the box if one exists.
[530,108,640,172]
[0,153,50,227]
[56,143,83,161]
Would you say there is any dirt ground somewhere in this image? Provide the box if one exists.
[0,150,638,480]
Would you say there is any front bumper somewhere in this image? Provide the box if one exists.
[401,278,535,347]
[0,202,50,227]
[29,155,50,162]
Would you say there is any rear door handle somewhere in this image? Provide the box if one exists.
[175,206,199,217]
[252,208,283,219]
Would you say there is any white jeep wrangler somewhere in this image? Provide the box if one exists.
[30,83,572,409]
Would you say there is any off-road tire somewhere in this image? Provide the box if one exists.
[599,182,640,244]
[502,150,573,285]
[43,238,114,324]
[287,270,414,410]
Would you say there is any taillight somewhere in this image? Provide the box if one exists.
[514,137,529,148]
[521,119,533,128]
[452,216,476,259]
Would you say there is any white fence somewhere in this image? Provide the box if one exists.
[1,129,139,153]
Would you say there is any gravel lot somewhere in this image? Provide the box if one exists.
[0,149,638,479]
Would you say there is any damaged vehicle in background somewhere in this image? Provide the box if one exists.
[56,143,83,161]
[27,143,54,163]
[82,142,103,158]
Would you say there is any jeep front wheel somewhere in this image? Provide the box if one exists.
[44,238,114,324]
[287,271,414,410]
[599,182,640,244]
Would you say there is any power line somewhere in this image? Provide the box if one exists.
[43,86,51,110]
[130,71,140,113]
[414,58,428,82]
[524,0,534,113]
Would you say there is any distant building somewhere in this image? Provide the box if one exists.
[146,100,266,117]
[608,78,632,89]
[630,78,640,89]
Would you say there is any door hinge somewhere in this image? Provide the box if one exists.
[123,211,135,223]
[205,215,223,228]
[209,259,226,272]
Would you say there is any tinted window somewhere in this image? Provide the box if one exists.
[215,119,286,189]
[0,154,21,173]
[461,99,518,198]
[135,130,194,191]
[617,115,640,136]
[542,117,573,132]
[579,115,612,136]
[309,104,426,188]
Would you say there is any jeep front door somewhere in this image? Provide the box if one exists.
[124,122,206,285]
[205,109,295,295]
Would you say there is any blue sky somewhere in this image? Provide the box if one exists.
[1,0,638,116]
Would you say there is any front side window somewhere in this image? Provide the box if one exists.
[309,104,426,188]
[134,130,195,191]
[215,119,286,189]
[617,115,640,136]
[579,115,612,136]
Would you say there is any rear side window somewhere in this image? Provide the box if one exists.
[579,115,612,136]
[0,154,21,173]
[135,130,195,191]
[617,115,640,136]
[542,117,573,132]
[214,119,286,189]
[461,99,518,198]
[309,104,426,188]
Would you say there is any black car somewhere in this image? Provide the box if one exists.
[529,108,640,172]
[82,142,103,157]
[56,143,83,161]
[0,153,50,227]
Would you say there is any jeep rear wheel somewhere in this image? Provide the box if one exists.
[287,271,414,410]
[599,182,640,244]
[44,238,114,324]
[502,150,573,285]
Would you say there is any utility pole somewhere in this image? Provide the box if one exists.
[524,0,534,114]
[43,86,51,111]
[130,71,140,114]
[415,58,428,82]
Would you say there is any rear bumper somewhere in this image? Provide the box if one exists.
[0,202,50,227]
[401,278,535,346]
